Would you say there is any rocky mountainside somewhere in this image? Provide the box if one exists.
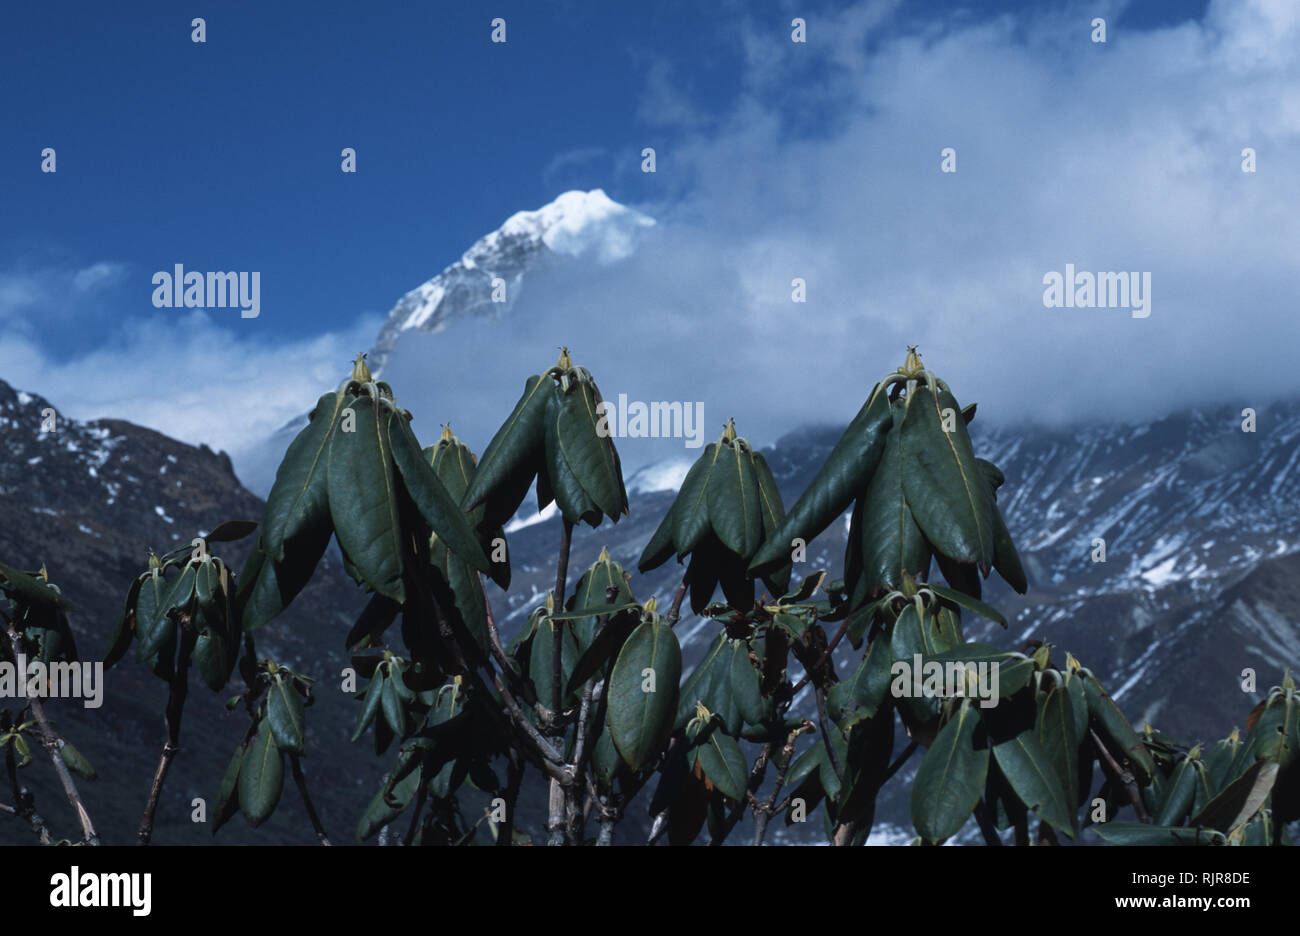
[3,373,1296,845]
[0,379,387,846]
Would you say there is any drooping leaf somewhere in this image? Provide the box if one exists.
[326,395,406,603]
[749,450,792,594]
[267,674,307,755]
[1081,669,1156,784]
[388,414,490,571]
[261,390,346,562]
[638,501,678,572]
[992,731,1077,839]
[749,386,891,576]
[212,739,245,835]
[911,699,988,843]
[856,424,931,597]
[926,582,1006,628]
[1189,760,1279,834]
[462,374,550,516]
[238,722,284,829]
[1036,685,1079,816]
[351,671,385,742]
[607,619,681,771]
[105,573,145,669]
[729,640,766,726]
[898,385,994,571]
[137,564,195,663]
[707,439,762,559]
[192,627,231,692]
[694,726,748,801]
[828,634,893,722]
[542,388,601,526]
[555,375,628,520]
[675,632,729,730]
[672,443,722,557]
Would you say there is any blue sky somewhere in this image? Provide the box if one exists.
[10,0,1300,486]
[2,0,1208,348]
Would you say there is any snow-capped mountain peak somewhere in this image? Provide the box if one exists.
[370,189,654,374]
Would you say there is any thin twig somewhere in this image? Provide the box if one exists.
[665,572,688,629]
[790,617,852,695]
[6,624,99,844]
[1090,727,1149,822]
[5,744,52,844]
[814,683,842,781]
[290,754,331,845]
[753,722,812,845]
[138,627,196,845]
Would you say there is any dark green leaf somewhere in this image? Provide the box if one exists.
[749,387,891,576]
[856,424,931,596]
[1094,822,1224,846]
[327,395,406,602]
[1189,760,1279,833]
[707,440,762,559]
[388,414,490,571]
[694,727,748,801]
[899,385,994,571]
[911,699,987,842]
[238,722,284,829]
[672,443,722,557]
[992,731,1076,839]
[462,374,550,516]
[262,390,345,562]
[267,674,306,754]
[607,619,681,771]
[555,376,627,520]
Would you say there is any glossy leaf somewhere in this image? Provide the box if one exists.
[672,443,722,557]
[607,619,681,771]
[462,374,550,515]
[856,424,931,596]
[911,699,988,842]
[555,376,628,520]
[238,722,284,829]
[992,732,1076,839]
[694,727,748,801]
[267,675,307,755]
[388,414,490,571]
[262,390,345,562]
[707,439,762,559]
[327,396,406,602]
[749,387,891,576]
[899,385,994,571]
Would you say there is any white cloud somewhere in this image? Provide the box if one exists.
[72,261,124,293]
[0,263,380,487]
[383,0,1300,480]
